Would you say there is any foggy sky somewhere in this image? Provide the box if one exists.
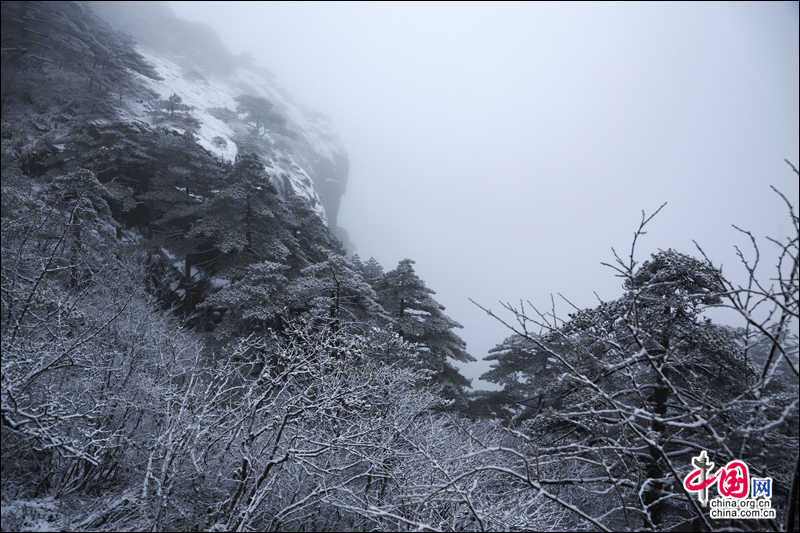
[169,1,799,389]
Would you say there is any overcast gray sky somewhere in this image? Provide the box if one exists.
[169,1,799,389]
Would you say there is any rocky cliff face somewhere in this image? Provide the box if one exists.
[90,1,351,240]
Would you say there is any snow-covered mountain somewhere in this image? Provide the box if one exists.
[91,0,350,239]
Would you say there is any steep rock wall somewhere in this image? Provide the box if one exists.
[91,0,350,233]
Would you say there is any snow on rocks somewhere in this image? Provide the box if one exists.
[124,48,344,225]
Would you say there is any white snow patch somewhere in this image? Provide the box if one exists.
[210,277,231,289]
[1,497,63,532]
[133,50,239,162]
[125,49,343,226]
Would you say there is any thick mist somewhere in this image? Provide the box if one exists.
[169,1,799,389]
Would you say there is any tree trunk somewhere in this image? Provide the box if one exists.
[70,215,81,288]
[644,338,669,528]
[183,254,193,314]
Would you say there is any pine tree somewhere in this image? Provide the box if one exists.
[353,255,384,287]
[492,250,757,528]
[283,194,344,270]
[144,129,227,250]
[162,93,191,119]
[481,334,557,402]
[234,94,291,138]
[188,153,296,277]
[47,169,119,289]
[202,261,293,340]
[291,253,387,332]
[375,259,475,398]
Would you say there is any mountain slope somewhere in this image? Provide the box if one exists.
[92,0,351,235]
[3,0,350,241]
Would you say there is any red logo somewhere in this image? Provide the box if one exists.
[684,451,750,505]
[716,461,749,498]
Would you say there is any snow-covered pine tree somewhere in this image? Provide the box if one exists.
[187,152,297,278]
[291,253,387,332]
[355,256,384,287]
[234,94,291,138]
[283,194,344,269]
[479,241,796,530]
[375,259,475,399]
[144,129,227,241]
[201,260,293,340]
[480,334,562,408]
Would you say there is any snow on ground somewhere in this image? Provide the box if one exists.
[119,49,342,225]
[1,497,64,532]
[133,50,239,162]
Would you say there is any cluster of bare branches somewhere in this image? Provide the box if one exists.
[2,163,796,532]
[469,166,798,531]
